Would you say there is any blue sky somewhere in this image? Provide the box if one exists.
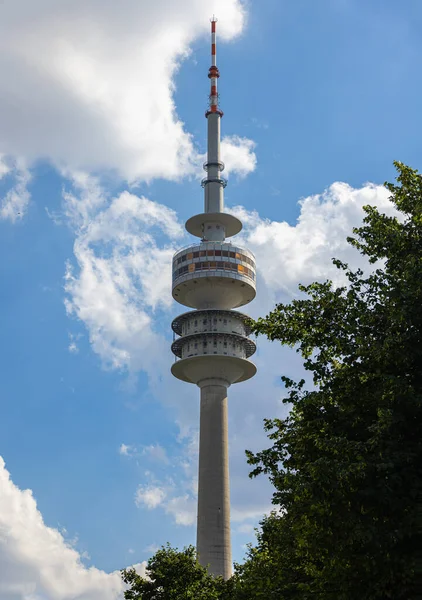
[0,0,419,597]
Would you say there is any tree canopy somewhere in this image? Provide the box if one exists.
[121,544,234,600]
[239,162,422,599]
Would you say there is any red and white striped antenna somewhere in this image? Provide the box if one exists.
[207,16,223,117]
[211,15,217,66]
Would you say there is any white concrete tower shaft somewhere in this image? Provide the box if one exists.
[197,378,231,579]
[170,17,257,581]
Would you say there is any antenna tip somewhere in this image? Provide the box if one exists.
[210,15,218,23]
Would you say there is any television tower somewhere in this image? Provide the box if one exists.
[171,18,257,579]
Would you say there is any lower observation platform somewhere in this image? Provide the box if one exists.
[172,354,256,386]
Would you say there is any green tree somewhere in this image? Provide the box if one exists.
[121,544,235,600]
[239,162,422,599]
[233,513,314,599]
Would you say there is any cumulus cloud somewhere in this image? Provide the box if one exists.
[133,450,197,526]
[135,485,167,510]
[0,158,31,222]
[231,181,398,308]
[0,0,246,182]
[136,484,196,526]
[0,456,124,600]
[64,176,185,376]
[220,136,257,178]
[165,496,196,526]
[195,136,257,181]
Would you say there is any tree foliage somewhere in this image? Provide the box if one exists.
[121,544,234,600]
[238,162,422,599]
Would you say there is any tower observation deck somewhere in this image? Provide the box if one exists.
[170,18,257,579]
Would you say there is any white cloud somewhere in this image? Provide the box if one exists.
[0,158,31,222]
[62,171,108,230]
[133,465,197,526]
[68,332,82,354]
[119,443,134,457]
[0,0,246,182]
[220,136,257,178]
[232,181,398,306]
[0,456,124,600]
[135,485,167,510]
[130,563,148,578]
[119,443,169,464]
[64,176,185,377]
[0,155,11,179]
[165,495,196,526]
